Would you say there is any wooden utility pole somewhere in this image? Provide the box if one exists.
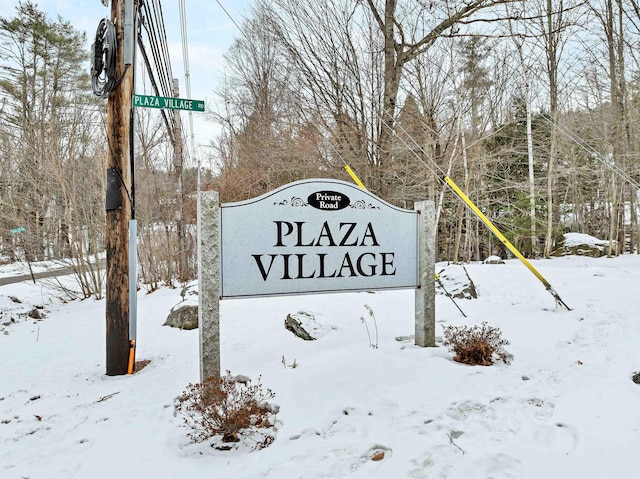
[172,79,187,282]
[105,0,133,376]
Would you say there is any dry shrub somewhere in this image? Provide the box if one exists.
[175,371,277,448]
[443,322,509,366]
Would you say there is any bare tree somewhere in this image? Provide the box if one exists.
[599,0,627,254]
[0,2,106,297]
[0,2,88,261]
[362,0,517,193]
[258,0,380,184]
[212,4,335,201]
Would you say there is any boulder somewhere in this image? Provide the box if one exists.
[483,255,504,264]
[164,304,198,330]
[551,232,611,257]
[454,266,478,300]
[285,313,316,341]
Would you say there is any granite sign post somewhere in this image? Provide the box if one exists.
[197,179,435,381]
[197,191,220,381]
[414,201,436,347]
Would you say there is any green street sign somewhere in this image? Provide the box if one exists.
[133,94,205,112]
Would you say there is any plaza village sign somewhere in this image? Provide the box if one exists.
[197,179,436,380]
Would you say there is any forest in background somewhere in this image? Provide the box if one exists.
[0,0,639,298]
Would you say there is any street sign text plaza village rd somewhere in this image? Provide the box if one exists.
[132,93,205,112]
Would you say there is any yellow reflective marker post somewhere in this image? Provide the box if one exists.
[444,176,570,310]
[344,165,367,190]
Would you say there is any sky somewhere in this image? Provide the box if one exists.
[2,234,640,478]
[0,0,254,154]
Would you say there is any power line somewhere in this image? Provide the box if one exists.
[139,0,174,97]
[178,0,198,187]
[135,0,177,143]
[215,0,244,33]
[537,113,640,192]
[136,37,174,144]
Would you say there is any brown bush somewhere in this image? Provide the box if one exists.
[175,371,276,448]
[443,322,509,366]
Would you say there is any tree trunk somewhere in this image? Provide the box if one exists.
[526,79,538,256]
[544,0,559,258]
[604,0,625,255]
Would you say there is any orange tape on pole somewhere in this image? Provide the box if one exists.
[127,340,136,374]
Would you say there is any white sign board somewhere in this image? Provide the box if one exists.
[220,179,418,298]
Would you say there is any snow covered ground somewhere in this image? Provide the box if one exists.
[2,253,640,478]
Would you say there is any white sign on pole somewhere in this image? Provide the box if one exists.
[219,179,419,298]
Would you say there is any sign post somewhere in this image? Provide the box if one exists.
[198,191,220,381]
[415,201,436,347]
